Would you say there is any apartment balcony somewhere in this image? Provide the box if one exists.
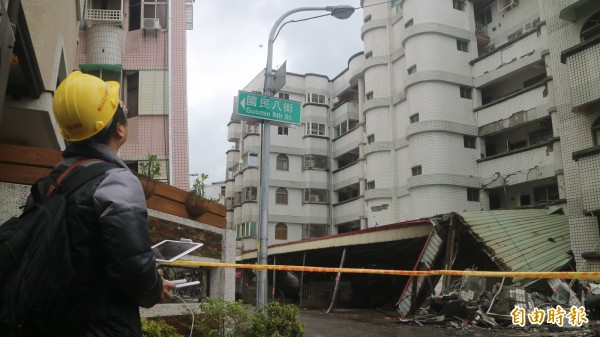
[227,121,242,142]
[479,143,557,188]
[475,22,490,49]
[476,84,549,133]
[332,127,361,157]
[226,147,240,168]
[472,28,543,79]
[332,162,359,191]
[333,198,361,226]
[85,8,123,26]
[332,101,359,120]
[561,36,600,111]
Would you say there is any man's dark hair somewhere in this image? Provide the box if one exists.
[88,106,127,144]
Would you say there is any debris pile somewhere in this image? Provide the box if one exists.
[403,274,600,335]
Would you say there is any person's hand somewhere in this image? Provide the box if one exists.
[160,278,176,303]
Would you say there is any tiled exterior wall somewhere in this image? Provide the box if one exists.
[76,0,189,191]
[543,0,600,272]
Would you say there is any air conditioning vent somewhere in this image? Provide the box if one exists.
[143,18,161,30]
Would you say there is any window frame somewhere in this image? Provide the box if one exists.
[456,39,469,52]
[275,187,288,205]
[277,126,288,135]
[275,223,288,240]
[459,85,472,99]
[463,135,477,149]
[467,188,480,202]
[453,0,465,11]
[276,154,289,171]
[411,165,422,176]
[409,113,419,124]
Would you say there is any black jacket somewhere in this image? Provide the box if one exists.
[41,143,162,337]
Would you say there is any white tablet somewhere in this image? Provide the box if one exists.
[151,239,203,263]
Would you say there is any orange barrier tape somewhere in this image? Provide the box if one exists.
[167,260,600,280]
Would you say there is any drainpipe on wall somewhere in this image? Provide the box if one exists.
[167,0,173,184]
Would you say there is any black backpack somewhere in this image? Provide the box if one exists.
[0,160,116,337]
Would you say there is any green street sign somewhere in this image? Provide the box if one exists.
[237,91,301,125]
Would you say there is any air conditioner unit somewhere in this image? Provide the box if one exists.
[143,18,161,30]
[498,0,518,12]
[309,195,320,203]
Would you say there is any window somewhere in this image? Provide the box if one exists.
[456,40,469,52]
[243,187,257,202]
[126,73,139,117]
[303,155,328,170]
[276,188,288,205]
[476,7,492,25]
[367,134,375,144]
[407,65,417,75]
[464,135,476,149]
[304,122,326,136]
[275,223,288,240]
[364,14,371,23]
[244,153,258,167]
[277,126,288,135]
[307,93,326,104]
[367,180,375,190]
[411,165,422,176]
[129,0,141,30]
[278,92,289,100]
[534,184,559,203]
[467,188,480,202]
[366,91,374,100]
[520,194,531,206]
[334,119,358,137]
[409,113,419,123]
[460,86,472,99]
[276,154,289,171]
[405,19,413,28]
[581,12,600,41]
[143,0,167,29]
[220,186,226,196]
[304,188,328,203]
[453,0,465,11]
[365,51,373,59]
[593,117,600,145]
[303,224,328,238]
[236,221,257,239]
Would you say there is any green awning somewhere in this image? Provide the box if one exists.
[559,0,600,22]
[79,64,122,73]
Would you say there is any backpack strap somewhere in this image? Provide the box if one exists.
[27,160,118,210]
[45,159,103,197]
[55,160,119,196]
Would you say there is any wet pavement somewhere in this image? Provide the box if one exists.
[300,309,498,337]
[299,309,600,337]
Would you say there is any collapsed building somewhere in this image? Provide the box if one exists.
[237,209,581,323]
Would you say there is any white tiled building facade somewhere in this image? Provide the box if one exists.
[226,0,600,271]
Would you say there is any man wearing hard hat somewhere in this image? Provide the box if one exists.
[27,71,175,336]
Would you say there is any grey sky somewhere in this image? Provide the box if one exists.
[186,1,364,187]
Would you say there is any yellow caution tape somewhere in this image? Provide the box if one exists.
[167,260,600,280]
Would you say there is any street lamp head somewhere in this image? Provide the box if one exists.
[326,5,355,20]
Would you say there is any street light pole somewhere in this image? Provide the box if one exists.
[257,5,355,309]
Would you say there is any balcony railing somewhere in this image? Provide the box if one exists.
[476,84,548,128]
[333,198,361,225]
[480,144,556,187]
[85,9,123,24]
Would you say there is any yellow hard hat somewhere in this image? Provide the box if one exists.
[52,71,120,141]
